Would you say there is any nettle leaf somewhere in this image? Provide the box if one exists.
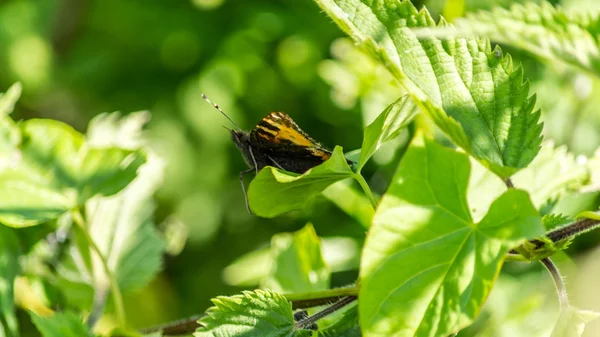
[357,95,418,171]
[31,312,95,337]
[58,113,165,307]
[248,146,354,217]
[263,224,330,293]
[314,0,543,178]
[359,135,543,337]
[0,119,146,227]
[551,306,600,337]
[512,142,589,209]
[452,2,600,76]
[0,226,20,337]
[194,290,312,337]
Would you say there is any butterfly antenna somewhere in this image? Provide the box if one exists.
[201,94,243,131]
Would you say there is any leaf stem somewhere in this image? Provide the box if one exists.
[295,296,357,330]
[546,217,600,244]
[283,286,359,309]
[71,209,126,327]
[540,257,569,310]
[139,315,202,336]
[353,173,378,209]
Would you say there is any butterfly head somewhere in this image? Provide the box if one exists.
[230,129,250,150]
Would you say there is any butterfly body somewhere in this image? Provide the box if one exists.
[201,94,348,214]
[231,111,333,174]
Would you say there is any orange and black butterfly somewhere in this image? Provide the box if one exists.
[202,94,351,213]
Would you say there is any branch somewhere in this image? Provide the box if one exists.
[540,257,569,310]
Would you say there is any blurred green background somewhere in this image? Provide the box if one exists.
[4,0,600,335]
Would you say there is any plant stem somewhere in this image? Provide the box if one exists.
[540,257,569,310]
[284,286,359,309]
[354,173,378,209]
[546,217,600,244]
[295,296,358,330]
[71,209,126,327]
[504,178,514,188]
[139,315,202,336]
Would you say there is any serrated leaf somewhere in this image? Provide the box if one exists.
[314,0,543,178]
[0,119,146,227]
[543,213,572,231]
[551,306,600,337]
[263,224,330,293]
[0,226,20,337]
[30,312,95,337]
[513,142,589,209]
[248,146,354,217]
[194,289,312,337]
[359,135,544,337]
[357,95,418,171]
[452,2,600,76]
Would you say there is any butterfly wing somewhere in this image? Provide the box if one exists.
[249,112,332,173]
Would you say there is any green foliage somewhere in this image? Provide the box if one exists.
[318,303,360,337]
[455,2,600,76]
[359,136,544,337]
[314,0,543,179]
[194,290,312,337]
[551,306,600,337]
[0,226,20,337]
[0,117,146,227]
[30,312,95,337]
[357,95,417,171]
[263,224,330,293]
[248,147,354,217]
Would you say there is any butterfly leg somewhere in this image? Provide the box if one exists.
[267,155,285,170]
[239,168,254,214]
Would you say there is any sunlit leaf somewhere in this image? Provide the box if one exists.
[357,95,417,171]
[0,119,146,227]
[0,226,20,337]
[359,135,544,337]
[248,146,354,217]
[194,290,312,337]
[263,224,330,293]
[30,312,95,337]
[314,0,543,178]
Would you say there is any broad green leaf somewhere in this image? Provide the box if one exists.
[448,2,600,76]
[223,237,360,287]
[357,95,417,171]
[263,224,330,293]
[513,142,589,209]
[30,312,95,337]
[314,0,543,178]
[0,119,146,227]
[248,146,354,217]
[194,289,312,337]
[551,306,600,337]
[59,149,165,309]
[318,303,361,337]
[0,227,20,337]
[359,135,544,337]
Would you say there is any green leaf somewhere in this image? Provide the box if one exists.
[31,312,95,337]
[0,83,21,163]
[551,306,600,337]
[323,181,374,228]
[452,2,600,76]
[314,0,543,178]
[357,95,418,171]
[359,135,544,337]
[263,224,330,293]
[248,146,354,217]
[0,226,20,337]
[543,213,572,231]
[194,289,312,337]
[59,152,165,307]
[0,119,146,227]
[512,142,589,209]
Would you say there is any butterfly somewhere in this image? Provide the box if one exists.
[202,94,350,214]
